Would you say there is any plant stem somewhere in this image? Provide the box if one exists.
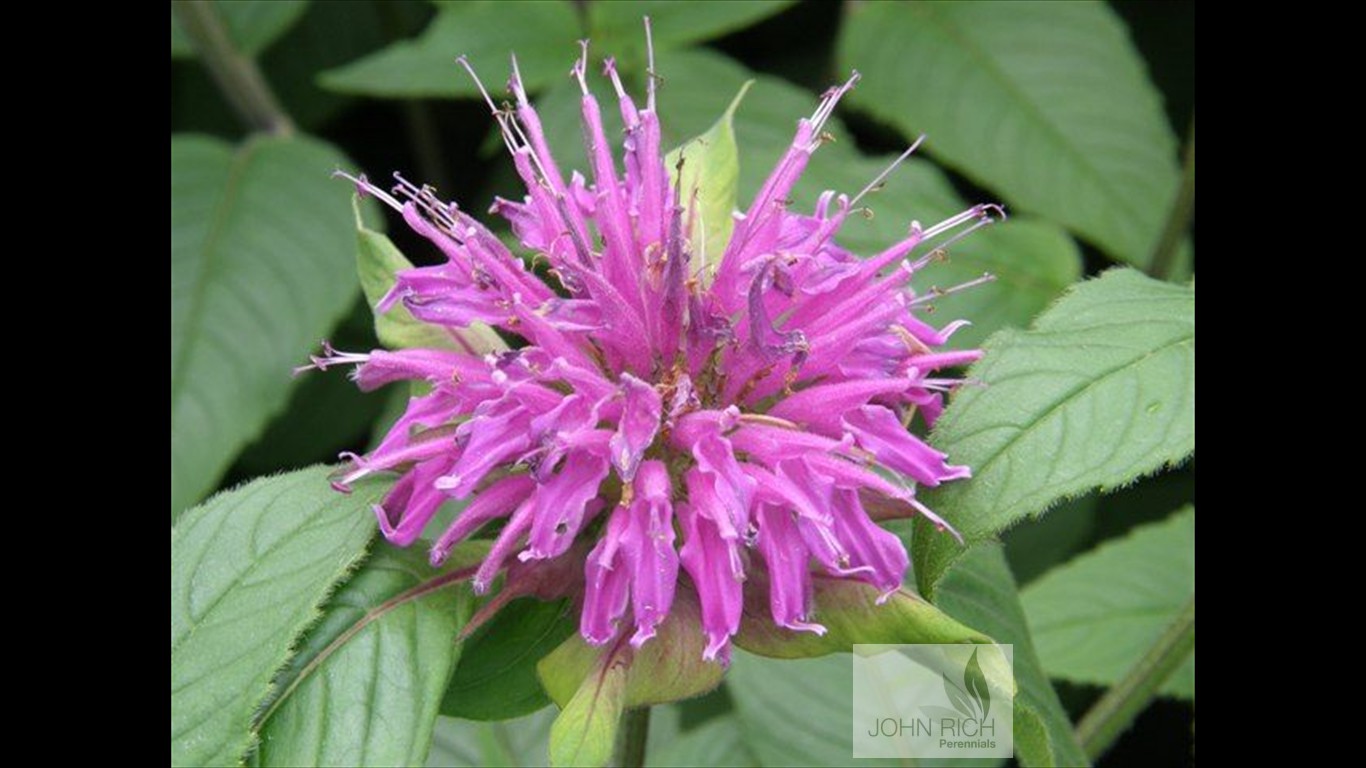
[1075,595,1195,760]
[616,707,651,768]
[171,0,295,136]
[1148,120,1195,280]
[373,0,451,190]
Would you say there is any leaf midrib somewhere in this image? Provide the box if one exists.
[255,564,475,728]
[170,138,265,411]
[170,474,357,663]
[1031,604,1189,633]
[959,326,1193,483]
[898,2,1158,254]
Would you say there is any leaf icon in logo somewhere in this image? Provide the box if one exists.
[942,672,977,719]
[963,648,991,720]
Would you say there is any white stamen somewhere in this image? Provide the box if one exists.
[604,57,629,100]
[392,173,464,236]
[332,170,403,212]
[572,40,590,95]
[736,413,803,430]
[458,55,531,162]
[644,16,657,111]
[807,71,860,149]
[904,205,1006,271]
[849,135,925,209]
[294,341,370,376]
[921,203,1006,241]
[908,273,997,307]
[509,54,529,106]
[457,55,500,116]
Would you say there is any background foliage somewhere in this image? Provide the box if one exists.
[171,2,1194,766]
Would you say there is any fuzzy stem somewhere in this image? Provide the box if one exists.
[616,707,651,767]
[172,0,295,136]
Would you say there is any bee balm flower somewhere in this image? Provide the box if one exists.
[305,31,998,663]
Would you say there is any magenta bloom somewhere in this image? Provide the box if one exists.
[308,36,996,663]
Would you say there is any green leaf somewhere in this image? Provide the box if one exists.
[932,544,1089,767]
[321,1,582,98]
[1022,507,1195,699]
[171,134,368,517]
[171,0,310,59]
[919,268,1195,558]
[427,709,557,767]
[733,574,991,659]
[548,652,628,768]
[647,713,757,767]
[170,466,376,767]
[727,653,896,767]
[588,1,793,61]
[838,0,1180,267]
[442,598,577,721]
[731,649,1009,767]
[261,0,425,130]
[254,548,476,766]
[665,82,749,267]
[354,197,507,354]
[538,595,723,708]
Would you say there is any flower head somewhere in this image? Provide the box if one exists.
[306,29,998,664]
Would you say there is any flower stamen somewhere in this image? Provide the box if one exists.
[310,33,989,663]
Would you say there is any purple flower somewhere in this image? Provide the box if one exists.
[305,29,998,664]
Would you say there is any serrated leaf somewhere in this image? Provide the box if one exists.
[321,1,582,98]
[665,82,749,266]
[254,548,476,766]
[839,0,1180,267]
[171,134,369,517]
[354,197,506,354]
[921,268,1195,550]
[548,652,628,768]
[171,0,310,59]
[932,544,1089,767]
[1022,507,1195,699]
[443,598,576,721]
[170,467,377,767]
